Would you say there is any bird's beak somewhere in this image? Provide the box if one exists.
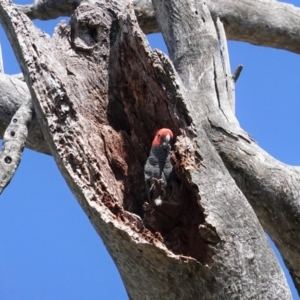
[162,134,171,148]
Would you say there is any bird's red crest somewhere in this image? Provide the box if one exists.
[152,128,174,146]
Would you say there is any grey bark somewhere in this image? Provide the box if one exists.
[208,126,300,293]
[0,73,49,154]
[0,95,32,192]
[0,0,294,299]
[0,42,3,73]
[16,0,300,55]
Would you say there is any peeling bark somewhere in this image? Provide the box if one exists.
[0,0,293,299]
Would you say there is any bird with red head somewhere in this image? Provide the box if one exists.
[151,128,174,148]
[144,128,175,204]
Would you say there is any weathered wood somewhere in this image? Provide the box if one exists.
[151,0,300,295]
[208,126,300,293]
[0,96,32,193]
[0,0,293,299]
[216,18,235,112]
[0,41,3,73]
[0,73,49,154]
[152,0,292,298]
[16,0,300,55]
[151,0,299,295]
[209,0,300,54]
[0,1,213,298]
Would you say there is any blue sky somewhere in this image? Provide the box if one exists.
[0,0,299,299]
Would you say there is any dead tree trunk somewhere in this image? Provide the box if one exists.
[0,0,297,298]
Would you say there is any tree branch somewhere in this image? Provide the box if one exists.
[16,0,300,55]
[209,0,300,54]
[17,0,80,20]
[216,18,235,112]
[0,96,32,193]
[206,123,300,293]
[0,41,3,73]
[0,73,50,154]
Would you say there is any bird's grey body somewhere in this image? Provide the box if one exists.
[144,144,173,191]
[144,128,175,203]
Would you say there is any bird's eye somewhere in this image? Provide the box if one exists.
[158,134,161,138]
